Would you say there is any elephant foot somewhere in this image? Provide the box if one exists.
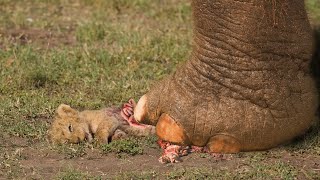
[133,95,237,163]
[133,95,148,122]
[156,113,190,144]
[207,134,241,153]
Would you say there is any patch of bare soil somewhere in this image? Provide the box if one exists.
[2,136,319,179]
[0,28,76,49]
[18,146,235,179]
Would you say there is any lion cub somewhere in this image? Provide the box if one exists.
[48,104,155,144]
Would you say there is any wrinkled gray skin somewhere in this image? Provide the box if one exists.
[134,0,318,151]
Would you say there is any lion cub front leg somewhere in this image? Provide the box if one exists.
[95,118,120,144]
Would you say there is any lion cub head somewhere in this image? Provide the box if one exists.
[48,104,92,144]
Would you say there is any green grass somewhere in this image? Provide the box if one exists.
[0,0,192,138]
[114,162,298,180]
[56,167,101,180]
[54,161,319,179]
[307,0,320,24]
[100,138,144,158]
[0,0,320,179]
[100,136,158,158]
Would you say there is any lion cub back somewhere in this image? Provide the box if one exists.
[48,104,155,144]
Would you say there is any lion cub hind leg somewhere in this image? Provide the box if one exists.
[207,134,241,153]
[111,129,128,141]
[95,118,119,144]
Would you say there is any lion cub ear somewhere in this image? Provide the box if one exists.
[56,104,78,117]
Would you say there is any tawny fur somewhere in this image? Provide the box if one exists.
[48,104,155,144]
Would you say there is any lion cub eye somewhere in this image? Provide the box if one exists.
[68,124,73,132]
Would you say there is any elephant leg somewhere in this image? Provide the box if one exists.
[206,134,241,153]
[156,113,190,145]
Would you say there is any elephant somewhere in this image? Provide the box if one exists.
[133,0,318,154]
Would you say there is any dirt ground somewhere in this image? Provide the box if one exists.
[1,132,320,179]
